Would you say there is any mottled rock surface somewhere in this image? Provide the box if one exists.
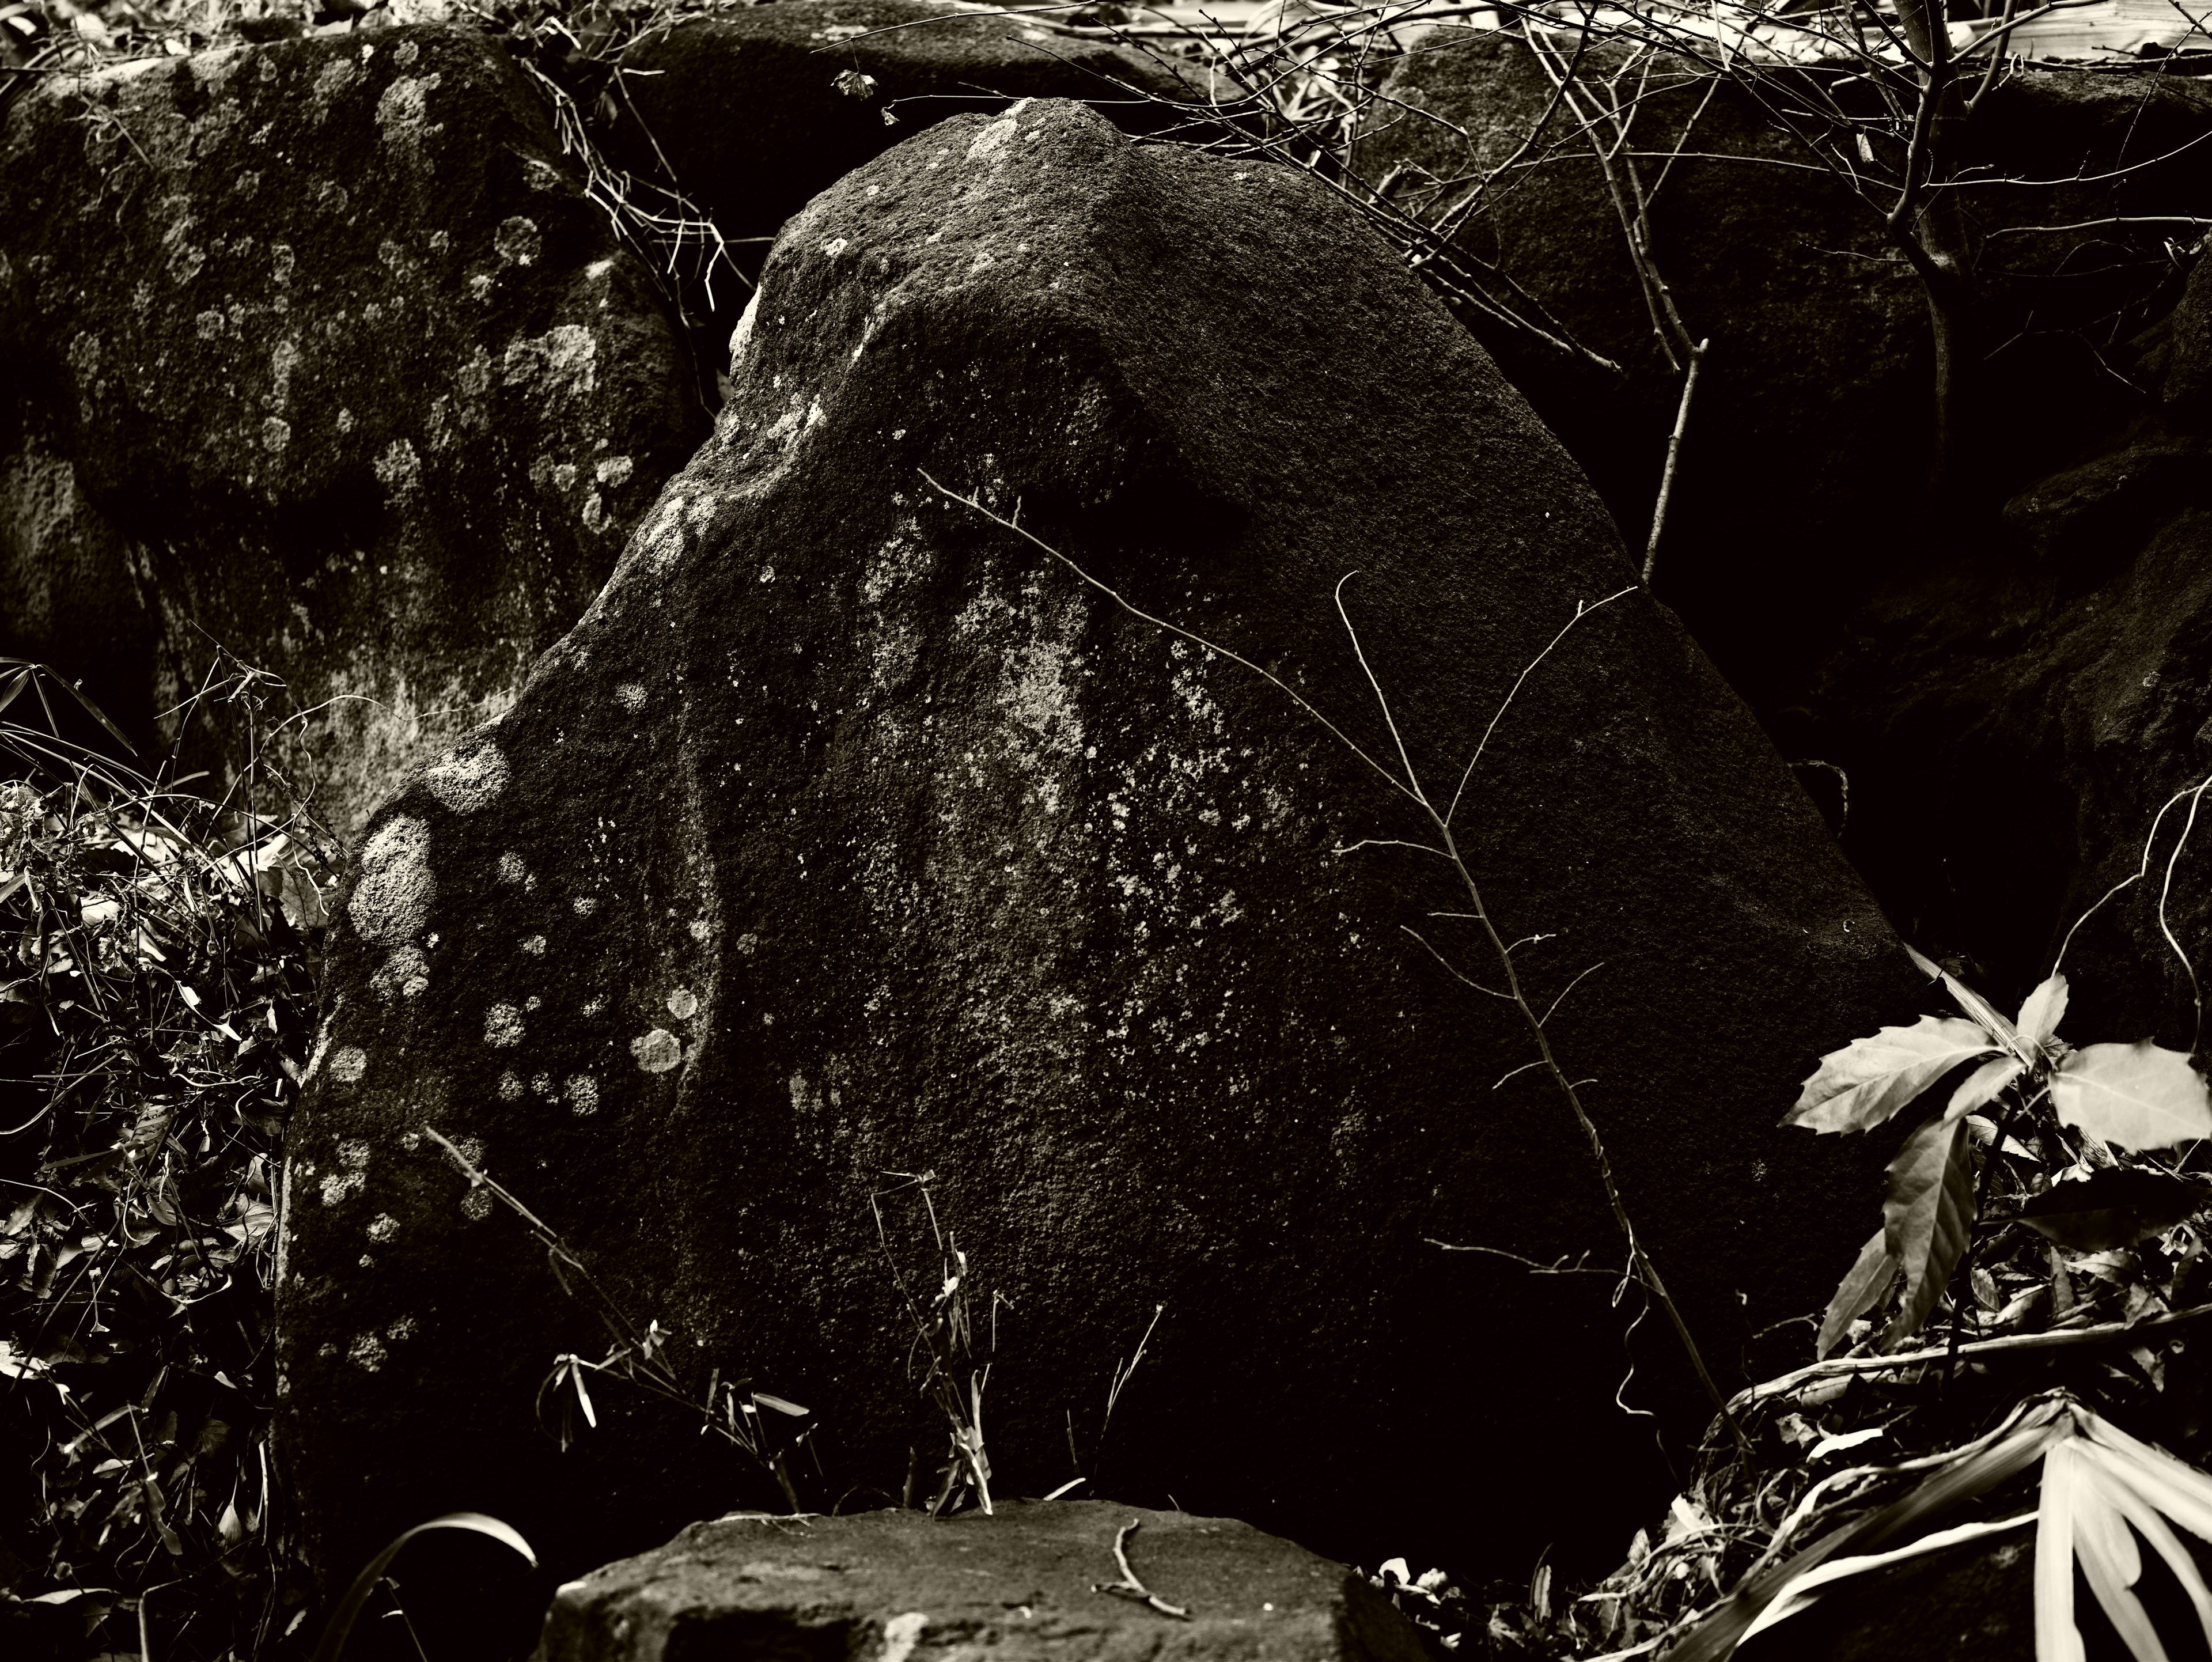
[537,1502,1429,1662]
[1358,35,2212,715]
[276,97,1913,1606]
[0,24,706,828]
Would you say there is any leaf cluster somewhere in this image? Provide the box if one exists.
[0,675,334,1662]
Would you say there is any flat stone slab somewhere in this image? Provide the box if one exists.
[536,1501,1427,1662]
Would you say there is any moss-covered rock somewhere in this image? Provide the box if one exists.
[0,24,707,830]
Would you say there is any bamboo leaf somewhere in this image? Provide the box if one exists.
[2052,1043,2212,1150]
[1787,1016,2001,1134]
[1881,1116,1976,1349]
[2078,1447,2212,1658]
[2018,1169,2207,1252]
[1947,1055,2025,1122]
[2020,974,2070,1049]
[1817,1227,1900,1360]
[2040,1441,2088,1662]
[2071,1464,2164,1662]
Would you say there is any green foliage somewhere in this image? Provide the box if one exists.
[0,665,335,1660]
[1790,947,2212,1358]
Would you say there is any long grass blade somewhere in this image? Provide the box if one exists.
[306,1513,535,1662]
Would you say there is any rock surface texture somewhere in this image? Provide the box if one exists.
[0,25,706,828]
[1358,35,2212,715]
[278,99,1915,1600]
[536,1502,1429,1662]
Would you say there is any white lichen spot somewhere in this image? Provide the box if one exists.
[581,996,605,1017]
[521,935,547,956]
[565,1075,599,1115]
[350,815,434,944]
[370,945,430,1000]
[336,407,354,434]
[595,455,633,486]
[497,851,529,884]
[581,491,605,533]
[319,1169,363,1205]
[881,1612,930,1662]
[495,216,540,264]
[461,1187,494,1221]
[272,244,295,285]
[367,1213,399,1244]
[260,417,290,454]
[615,683,647,713]
[573,896,599,918]
[630,1028,681,1073]
[373,437,422,500]
[485,1004,524,1047]
[196,309,224,339]
[498,1069,524,1101]
[666,987,699,1020]
[551,461,577,491]
[424,740,509,813]
[689,918,711,942]
[329,1046,368,1083]
[373,73,445,153]
[387,1313,418,1342]
[348,1333,387,1372]
[821,237,850,258]
[736,933,758,956]
[502,324,597,397]
[966,115,1018,163]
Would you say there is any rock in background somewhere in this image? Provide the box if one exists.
[586,0,1202,384]
[1357,33,2212,721]
[1810,246,2212,1047]
[0,23,706,831]
[277,97,1912,1607]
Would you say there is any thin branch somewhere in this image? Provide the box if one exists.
[1541,960,1609,1027]
[1738,1299,2212,1405]
[1445,587,1638,828]
[1093,1520,1191,1619]
[1401,925,1515,1000]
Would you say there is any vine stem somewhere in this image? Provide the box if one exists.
[923,472,1749,1454]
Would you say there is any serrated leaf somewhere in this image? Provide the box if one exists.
[1818,1227,1900,1360]
[1946,1055,2025,1122]
[2018,1169,2209,1252]
[2052,1042,2212,1150]
[1881,1115,1976,1349]
[2019,973,2070,1049]
[1787,1015,2001,1133]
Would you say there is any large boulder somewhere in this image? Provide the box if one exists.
[538,1501,1429,1662]
[275,96,1913,1614]
[1357,33,2212,717]
[0,24,707,830]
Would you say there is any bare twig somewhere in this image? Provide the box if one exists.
[1093,1520,1192,1619]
